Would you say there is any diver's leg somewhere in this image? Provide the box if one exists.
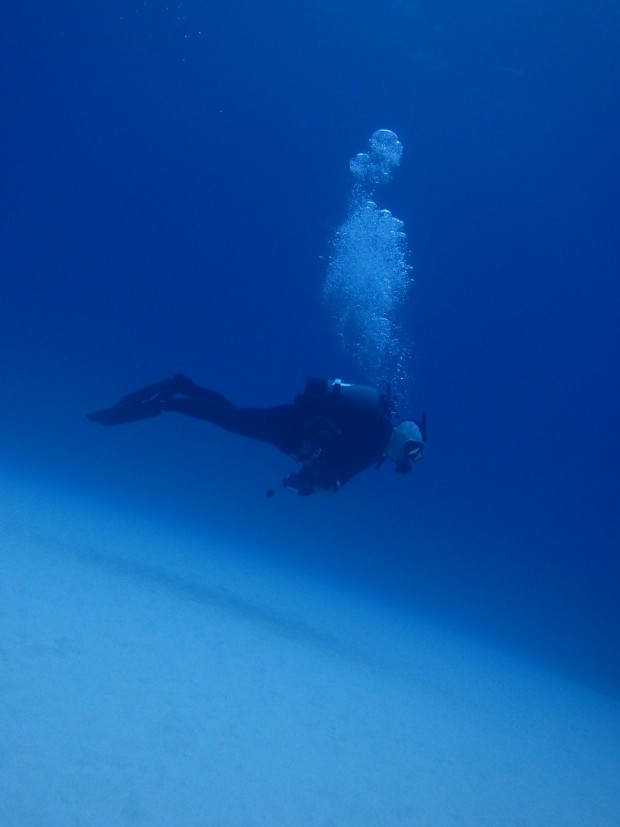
[87,375,299,452]
[166,395,296,448]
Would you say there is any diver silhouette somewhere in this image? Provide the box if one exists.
[87,374,426,496]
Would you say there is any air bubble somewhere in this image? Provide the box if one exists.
[324,130,412,399]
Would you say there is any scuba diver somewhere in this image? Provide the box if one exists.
[86,374,426,496]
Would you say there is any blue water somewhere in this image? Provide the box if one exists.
[1,3,619,817]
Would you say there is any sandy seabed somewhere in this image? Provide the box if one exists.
[0,470,618,827]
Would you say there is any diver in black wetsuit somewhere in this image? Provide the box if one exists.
[87,374,426,496]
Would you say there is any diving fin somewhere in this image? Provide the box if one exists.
[86,397,163,426]
[85,376,183,426]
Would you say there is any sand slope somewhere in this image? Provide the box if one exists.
[0,472,618,826]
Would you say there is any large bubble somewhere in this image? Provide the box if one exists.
[324,129,412,401]
[349,128,403,186]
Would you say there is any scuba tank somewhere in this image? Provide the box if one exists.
[296,376,395,417]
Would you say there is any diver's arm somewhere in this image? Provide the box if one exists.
[283,470,342,496]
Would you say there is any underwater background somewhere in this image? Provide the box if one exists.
[1,2,620,822]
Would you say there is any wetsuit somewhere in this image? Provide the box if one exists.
[87,374,395,495]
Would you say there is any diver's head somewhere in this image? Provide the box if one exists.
[385,420,425,473]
